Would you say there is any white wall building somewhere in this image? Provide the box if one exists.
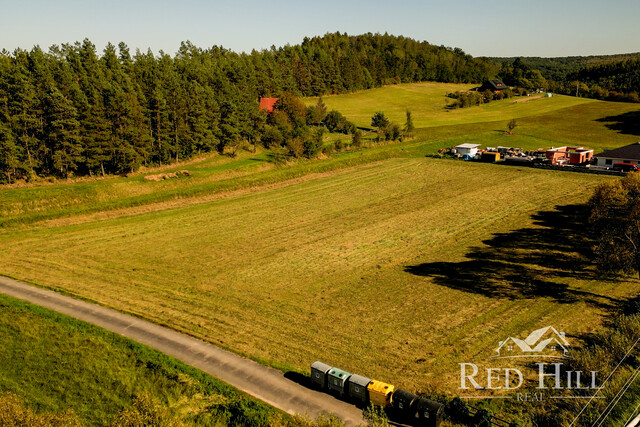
[595,142,640,167]
[454,143,481,157]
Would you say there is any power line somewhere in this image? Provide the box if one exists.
[570,338,640,426]
[592,366,640,427]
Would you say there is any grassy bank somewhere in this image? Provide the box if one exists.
[0,294,281,426]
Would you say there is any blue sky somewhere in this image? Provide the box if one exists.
[1,0,638,57]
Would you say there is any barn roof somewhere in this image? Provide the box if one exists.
[259,97,279,113]
[481,79,508,91]
[597,142,640,160]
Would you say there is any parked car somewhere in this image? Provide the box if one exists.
[613,163,639,173]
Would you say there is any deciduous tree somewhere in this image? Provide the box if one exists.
[589,173,640,279]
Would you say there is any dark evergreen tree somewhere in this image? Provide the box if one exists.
[0,121,21,182]
[43,86,82,177]
[0,32,509,180]
[404,110,414,134]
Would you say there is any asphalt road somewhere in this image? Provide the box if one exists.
[0,276,364,426]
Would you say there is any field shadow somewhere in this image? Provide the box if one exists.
[405,204,617,309]
[284,371,312,388]
[596,110,640,136]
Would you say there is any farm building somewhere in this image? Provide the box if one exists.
[258,97,279,114]
[479,79,508,92]
[595,142,640,167]
[545,146,594,165]
[454,143,480,159]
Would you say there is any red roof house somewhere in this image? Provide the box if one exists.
[259,97,279,114]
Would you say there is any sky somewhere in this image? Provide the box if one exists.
[1,0,639,58]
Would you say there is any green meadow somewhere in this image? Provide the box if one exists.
[1,82,640,424]
[308,82,596,128]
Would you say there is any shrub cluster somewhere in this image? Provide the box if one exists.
[262,95,356,160]
[447,88,516,108]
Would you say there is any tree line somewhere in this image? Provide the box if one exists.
[494,56,640,102]
[561,59,640,101]
[0,33,499,183]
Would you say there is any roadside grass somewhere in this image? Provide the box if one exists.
[2,158,638,400]
[0,294,280,426]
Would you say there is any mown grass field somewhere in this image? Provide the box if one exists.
[2,82,640,422]
[2,158,639,396]
[0,294,279,426]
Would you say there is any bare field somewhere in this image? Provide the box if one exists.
[1,158,637,394]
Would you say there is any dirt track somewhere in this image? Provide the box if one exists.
[0,276,364,426]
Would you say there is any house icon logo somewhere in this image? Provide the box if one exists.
[493,326,570,359]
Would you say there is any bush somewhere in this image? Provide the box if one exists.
[271,147,287,165]
[448,91,485,109]
[362,405,389,427]
[286,139,304,158]
[473,408,493,427]
[261,125,284,148]
[303,139,321,158]
[371,111,389,129]
[352,130,362,148]
[0,393,81,427]
[323,110,355,134]
[445,397,471,424]
[225,398,271,427]
[383,123,401,141]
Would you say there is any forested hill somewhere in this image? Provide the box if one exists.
[486,54,640,101]
[0,32,498,182]
[566,59,640,96]
[484,53,640,81]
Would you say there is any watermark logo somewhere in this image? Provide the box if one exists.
[494,326,570,359]
[459,326,601,403]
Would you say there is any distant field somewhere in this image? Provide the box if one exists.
[306,82,599,128]
[2,158,638,396]
[306,82,639,155]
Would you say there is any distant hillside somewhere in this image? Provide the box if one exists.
[484,53,640,80]
[483,54,640,102]
[567,59,640,95]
